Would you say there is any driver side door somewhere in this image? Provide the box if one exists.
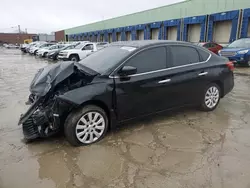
[80,44,94,59]
[114,46,174,121]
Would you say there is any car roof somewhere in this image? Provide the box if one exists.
[110,40,193,48]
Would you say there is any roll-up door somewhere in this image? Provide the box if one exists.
[126,32,131,41]
[117,32,121,41]
[167,26,177,40]
[188,24,201,42]
[151,28,159,40]
[213,21,231,44]
[108,33,112,43]
[100,35,104,42]
[137,30,144,40]
[248,20,250,37]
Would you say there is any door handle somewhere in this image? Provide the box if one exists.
[198,72,208,76]
[158,79,171,84]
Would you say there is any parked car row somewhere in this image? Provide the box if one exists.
[20,41,109,61]
[19,40,235,146]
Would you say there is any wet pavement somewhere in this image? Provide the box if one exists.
[0,48,250,188]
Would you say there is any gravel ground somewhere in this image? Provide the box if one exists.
[0,48,250,188]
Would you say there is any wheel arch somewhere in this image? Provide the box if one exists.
[69,53,80,60]
[212,80,224,97]
[74,100,112,130]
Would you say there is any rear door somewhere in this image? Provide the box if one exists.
[166,45,211,105]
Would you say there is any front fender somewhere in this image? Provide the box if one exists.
[58,83,112,108]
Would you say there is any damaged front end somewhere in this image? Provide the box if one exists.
[19,61,97,141]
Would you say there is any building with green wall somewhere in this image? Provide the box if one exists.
[59,0,250,43]
[64,0,250,34]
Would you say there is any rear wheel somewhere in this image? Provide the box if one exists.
[54,54,58,61]
[200,83,221,111]
[43,52,48,57]
[70,55,79,62]
[64,105,108,146]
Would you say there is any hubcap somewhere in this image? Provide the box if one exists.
[71,57,77,62]
[75,112,105,144]
[205,86,219,109]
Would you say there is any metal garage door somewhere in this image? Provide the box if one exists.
[83,36,87,41]
[117,32,121,41]
[248,20,250,37]
[188,24,201,43]
[151,29,159,40]
[108,34,112,43]
[213,21,231,44]
[126,32,131,41]
[137,30,144,40]
[100,35,104,42]
[167,26,177,40]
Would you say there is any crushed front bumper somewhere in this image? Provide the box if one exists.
[19,96,76,140]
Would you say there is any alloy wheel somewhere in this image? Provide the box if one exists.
[75,111,106,144]
[204,86,220,109]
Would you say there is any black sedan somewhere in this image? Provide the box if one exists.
[19,40,234,146]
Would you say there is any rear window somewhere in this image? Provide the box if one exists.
[198,49,210,61]
[170,46,200,67]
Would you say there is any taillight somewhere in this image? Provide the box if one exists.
[226,61,234,71]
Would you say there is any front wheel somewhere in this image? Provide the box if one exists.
[64,105,108,146]
[200,83,221,111]
[70,55,79,62]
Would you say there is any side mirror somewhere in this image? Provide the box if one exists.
[118,66,137,76]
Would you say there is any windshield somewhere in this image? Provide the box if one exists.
[39,44,47,48]
[74,44,85,49]
[63,45,75,50]
[227,39,250,48]
[48,45,57,50]
[197,43,205,47]
[79,46,136,74]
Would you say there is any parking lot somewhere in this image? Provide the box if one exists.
[0,48,250,188]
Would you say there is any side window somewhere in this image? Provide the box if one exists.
[83,44,94,50]
[197,49,210,61]
[125,47,167,74]
[170,46,200,67]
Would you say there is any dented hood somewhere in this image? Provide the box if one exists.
[29,61,97,97]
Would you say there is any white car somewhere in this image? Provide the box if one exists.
[37,44,65,57]
[5,44,19,49]
[58,42,108,62]
[29,43,55,55]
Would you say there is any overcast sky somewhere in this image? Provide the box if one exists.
[0,0,183,34]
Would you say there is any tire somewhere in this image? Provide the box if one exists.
[34,50,38,55]
[43,52,48,58]
[54,54,58,61]
[64,105,109,146]
[200,83,221,112]
[70,55,79,62]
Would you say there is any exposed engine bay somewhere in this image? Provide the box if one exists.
[19,61,97,141]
